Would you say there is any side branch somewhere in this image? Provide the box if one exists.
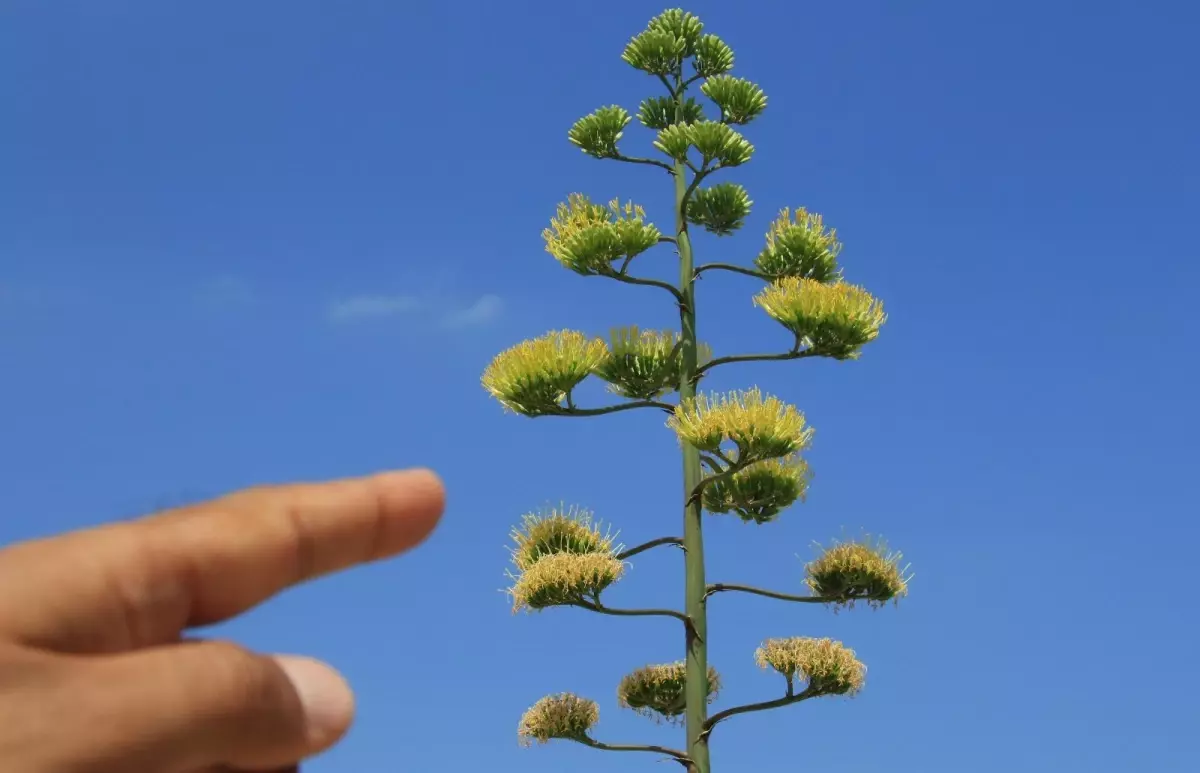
[611,153,675,172]
[571,598,691,626]
[606,270,686,303]
[686,458,749,506]
[548,399,675,418]
[704,583,831,604]
[616,536,684,561]
[575,736,692,766]
[694,348,818,380]
[702,685,818,735]
[694,263,771,281]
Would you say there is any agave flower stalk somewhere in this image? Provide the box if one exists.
[482,9,910,773]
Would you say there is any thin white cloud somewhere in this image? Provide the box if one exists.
[441,294,503,329]
[327,294,423,323]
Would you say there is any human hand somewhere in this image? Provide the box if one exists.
[0,468,445,773]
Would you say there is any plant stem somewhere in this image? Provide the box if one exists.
[575,736,692,765]
[571,599,690,625]
[674,77,712,773]
[693,348,817,381]
[702,685,818,736]
[542,399,674,418]
[693,263,771,281]
[704,583,830,604]
[616,536,684,560]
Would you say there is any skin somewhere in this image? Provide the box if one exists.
[0,468,446,773]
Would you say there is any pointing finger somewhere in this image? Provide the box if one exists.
[0,468,445,652]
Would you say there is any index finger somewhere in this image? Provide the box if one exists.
[0,469,445,653]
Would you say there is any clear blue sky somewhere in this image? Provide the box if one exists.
[3,1,1198,770]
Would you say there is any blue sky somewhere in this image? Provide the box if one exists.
[2,0,1198,770]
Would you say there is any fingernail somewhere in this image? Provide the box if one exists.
[273,656,356,748]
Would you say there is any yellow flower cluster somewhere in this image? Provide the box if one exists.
[754,207,843,281]
[541,194,661,274]
[594,326,711,399]
[617,662,720,723]
[517,693,599,746]
[508,505,617,573]
[753,277,888,360]
[481,330,608,415]
[508,550,624,613]
[755,637,866,696]
[805,537,911,608]
[702,453,811,524]
[668,387,813,462]
[753,277,886,359]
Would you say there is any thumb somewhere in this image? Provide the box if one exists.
[71,641,355,772]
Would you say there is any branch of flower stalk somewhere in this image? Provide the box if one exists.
[693,262,771,281]
[571,598,691,625]
[616,536,684,560]
[701,684,819,737]
[574,736,692,766]
[543,399,675,418]
[692,347,819,382]
[703,583,835,604]
[600,268,685,303]
[683,161,714,203]
[687,457,751,506]
[657,73,677,98]
[610,153,675,172]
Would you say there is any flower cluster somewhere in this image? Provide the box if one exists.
[754,207,843,282]
[753,277,886,359]
[518,693,599,746]
[805,536,911,608]
[702,453,811,524]
[592,326,711,400]
[506,505,624,613]
[542,194,662,275]
[481,330,607,416]
[755,637,866,696]
[617,662,720,723]
[668,387,813,463]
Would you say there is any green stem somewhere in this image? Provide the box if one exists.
[605,269,686,302]
[701,685,818,737]
[571,599,690,625]
[674,75,711,773]
[612,153,675,172]
[704,583,831,604]
[616,536,684,560]
[693,348,818,382]
[693,262,771,281]
[575,736,692,765]
[543,400,674,418]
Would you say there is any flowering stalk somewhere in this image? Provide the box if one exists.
[485,9,910,773]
